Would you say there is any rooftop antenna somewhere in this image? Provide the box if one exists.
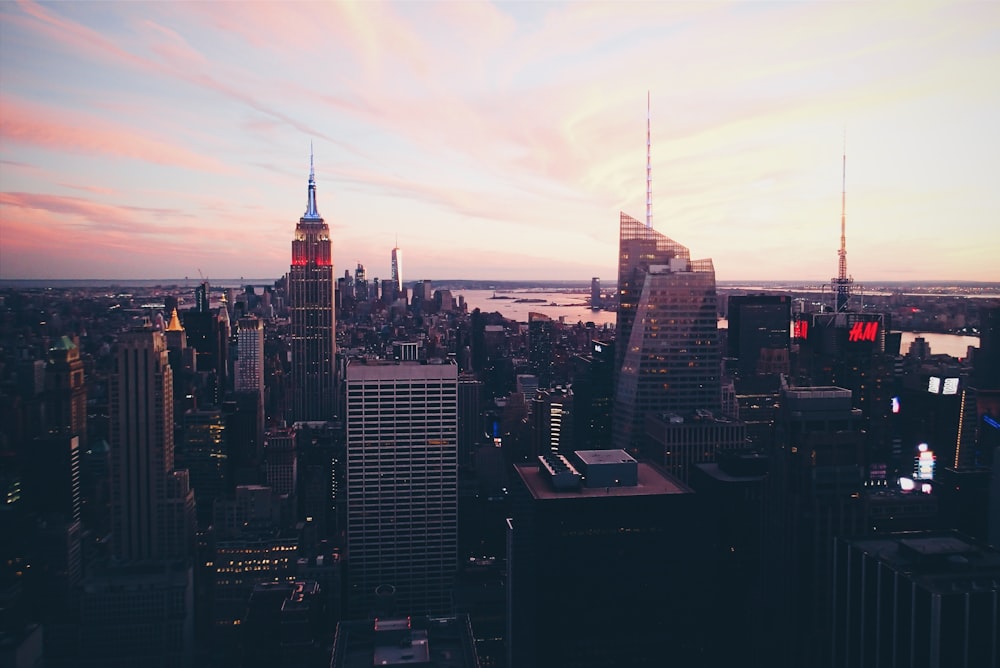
[833,131,853,312]
[646,91,652,229]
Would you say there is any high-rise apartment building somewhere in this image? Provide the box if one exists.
[235,316,264,399]
[613,212,721,452]
[345,359,458,617]
[289,155,336,422]
[109,323,195,562]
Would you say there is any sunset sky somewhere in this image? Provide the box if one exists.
[1,1,998,283]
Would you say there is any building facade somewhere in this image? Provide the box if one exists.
[345,359,459,617]
[289,157,337,422]
[109,324,195,562]
[235,316,264,398]
[613,212,721,452]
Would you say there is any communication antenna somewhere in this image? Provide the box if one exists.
[646,91,652,229]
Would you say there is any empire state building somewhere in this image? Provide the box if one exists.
[289,154,336,422]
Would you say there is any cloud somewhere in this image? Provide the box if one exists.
[0,98,229,172]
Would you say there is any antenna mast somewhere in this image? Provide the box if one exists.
[646,91,652,229]
[833,134,853,312]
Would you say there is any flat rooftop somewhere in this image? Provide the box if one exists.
[848,532,1000,595]
[575,449,637,466]
[515,461,689,500]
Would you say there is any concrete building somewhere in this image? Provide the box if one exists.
[345,359,458,617]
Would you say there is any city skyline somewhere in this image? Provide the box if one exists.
[1,1,998,283]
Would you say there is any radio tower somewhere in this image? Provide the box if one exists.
[646,91,653,229]
[832,137,853,312]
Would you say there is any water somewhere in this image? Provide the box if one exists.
[459,289,617,328]
[457,289,977,359]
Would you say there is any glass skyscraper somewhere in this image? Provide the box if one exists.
[613,212,721,452]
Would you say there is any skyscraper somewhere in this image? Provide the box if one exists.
[345,358,458,617]
[289,152,336,422]
[613,212,721,452]
[109,323,195,562]
[391,242,403,294]
[235,316,264,399]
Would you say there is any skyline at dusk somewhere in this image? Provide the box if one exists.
[1,1,998,283]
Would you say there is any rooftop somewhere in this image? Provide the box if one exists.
[515,460,689,500]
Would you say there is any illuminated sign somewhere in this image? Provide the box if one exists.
[927,377,941,394]
[891,396,900,414]
[793,320,809,339]
[914,443,935,480]
[942,378,959,395]
[594,343,603,353]
[847,321,879,342]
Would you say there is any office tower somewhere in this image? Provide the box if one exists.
[832,531,1000,668]
[43,335,87,449]
[296,420,344,540]
[613,212,721,452]
[527,311,554,385]
[110,323,195,562]
[590,277,601,309]
[177,408,227,530]
[345,358,458,617]
[354,263,368,302]
[689,452,769,666]
[530,386,573,456]
[195,280,210,313]
[32,336,85,522]
[263,427,297,496]
[763,386,865,667]
[727,294,791,376]
[235,316,264,399]
[289,154,336,423]
[643,410,747,484]
[457,374,484,468]
[391,243,403,294]
[976,305,1000,389]
[507,450,709,667]
[571,339,614,449]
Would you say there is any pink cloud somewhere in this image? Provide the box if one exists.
[0,98,229,172]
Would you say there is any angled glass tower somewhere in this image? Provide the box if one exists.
[289,154,337,422]
[613,212,721,452]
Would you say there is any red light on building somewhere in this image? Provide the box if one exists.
[848,321,879,342]
[793,320,809,339]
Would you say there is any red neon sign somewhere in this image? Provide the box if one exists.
[848,321,879,342]
[793,320,809,339]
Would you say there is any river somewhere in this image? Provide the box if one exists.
[456,289,977,359]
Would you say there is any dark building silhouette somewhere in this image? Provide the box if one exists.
[507,450,709,667]
[570,339,614,450]
[727,294,790,375]
[763,385,866,667]
[832,531,1000,668]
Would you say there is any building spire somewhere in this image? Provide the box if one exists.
[646,91,652,229]
[833,131,852,312]
[303,142,321,220]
